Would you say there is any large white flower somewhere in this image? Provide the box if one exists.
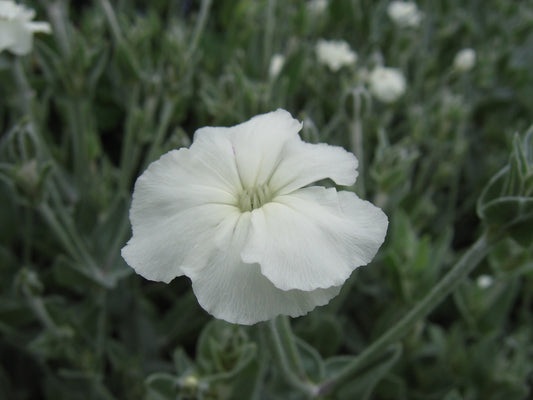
[122,110,388,325]
[0,0,51,55]
[368,66,407,103]
[316,39,357,72]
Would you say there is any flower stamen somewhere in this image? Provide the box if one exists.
[238,184,273,212]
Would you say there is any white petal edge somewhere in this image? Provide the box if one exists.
[269,137,358,195]
[26,21,52,34]
[121,147,241,283]
[186,211,342,325]
[0,20,22,54]
[241,186,388,291]
[193,109,302,189]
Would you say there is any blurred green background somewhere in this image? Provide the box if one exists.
[1,0,532,399]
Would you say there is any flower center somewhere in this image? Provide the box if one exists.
[237,184,273,212]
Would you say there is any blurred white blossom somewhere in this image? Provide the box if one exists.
[307,0,329,14]
[268,53,285,80]
[368,66,406,103]
[387,1,423,28]
[453,48,476,72]
[476,275,493,289]
[0,0,51,55]
[316,39,357,72]
[122,109,388,325]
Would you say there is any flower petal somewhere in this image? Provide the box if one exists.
[186,212,341,325]
[26,21,52,34]
[194,109,302,189]
[121,147,241,283]
[241,186,388,291]
[269,138,358,195]
[0,20,31,55]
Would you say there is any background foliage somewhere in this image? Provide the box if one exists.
[1,0,532,399]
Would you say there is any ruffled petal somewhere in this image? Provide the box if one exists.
[194,109,302,189]
[0,20,31,55]
[26,21,51,34]
[269,138,358,195]
[186,212,341,325]
[241,187,388,291]
[121,148,240,282]
[122,203,235,283]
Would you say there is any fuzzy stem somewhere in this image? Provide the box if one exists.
[186,0,212,61]
[267,318,317,396]
[317,231,499,396]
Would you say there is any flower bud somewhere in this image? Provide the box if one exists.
[476,275,493,289]
[453,48,476,72]
[268,53,285,80]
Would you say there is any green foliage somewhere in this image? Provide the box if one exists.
[478,128,533,246]
[1,0,532,399]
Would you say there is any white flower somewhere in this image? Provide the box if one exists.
[268,53,285,80]
[122,109,388,325]
[453,48,476,72]
[387,1,423,28]
[0,0,51,55]
[368,66,406,103]
[307,0,329,14]
[316,39,357,72]
[476,275,493,289]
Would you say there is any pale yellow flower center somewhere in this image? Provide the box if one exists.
[237,184,273,212]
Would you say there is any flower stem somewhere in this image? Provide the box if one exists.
[278,316,306,380]
[349,87,368,197]
[267,317,317,396]
[317,231,499,396]
[263,0,276,73]
[186,0,212,61]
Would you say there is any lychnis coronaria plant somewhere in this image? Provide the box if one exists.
[122,109,388,325]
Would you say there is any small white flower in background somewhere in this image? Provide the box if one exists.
[476,275,493,289]
[387,1,423,28]
[453,48,476,72]
[316,39,357,72]
[268,53,285,80]
[122,109,388,325]
[0,0,51,55]
[307,0,329,15]
[368,66,406,103]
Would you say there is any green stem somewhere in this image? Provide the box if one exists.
[39,202,82,263]
[12,58,33,115]
[267,318,316,396]
[349,87,367,197]
[23,208,33,265]
[91,290,107,399]
[24,291,58,333]
[278,316,306,380]
[317,231,499,396]
[46,1,71,56]
[350,117,365,196]
[65,101,89,189]
[186,0,212,62]
[99,0,124,42]
[99,0,141,77]
[47,183,99,273]
[141,99,176,169]
[263,0,276,74]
